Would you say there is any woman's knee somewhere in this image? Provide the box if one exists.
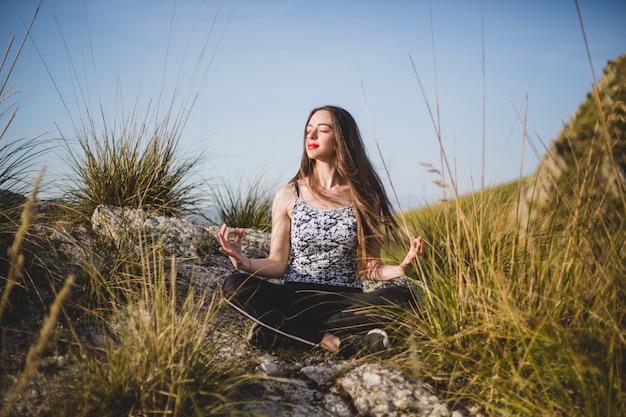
[222,273,248,299]
[375,285,419,307]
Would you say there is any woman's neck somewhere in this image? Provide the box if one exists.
[312,160,343,190]
[297,162,350,209]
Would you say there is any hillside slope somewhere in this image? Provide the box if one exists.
[522,54,626,232]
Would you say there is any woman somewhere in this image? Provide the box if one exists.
[219,105,423,357]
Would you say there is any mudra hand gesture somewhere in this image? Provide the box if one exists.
[399,236,424,270]
[217,224,246,269]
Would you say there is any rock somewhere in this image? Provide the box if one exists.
[91,204,271,261]
[340,363,450,417]
[91,205,216,259]
[256,354,285,375]
[323,393,354,417]
[300,363,347,386]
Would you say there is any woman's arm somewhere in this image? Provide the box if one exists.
[362,236,424,281]
[218,184,294,279]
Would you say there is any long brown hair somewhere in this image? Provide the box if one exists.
[291,105,400,272]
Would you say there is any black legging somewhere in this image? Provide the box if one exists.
[222,273,419,346]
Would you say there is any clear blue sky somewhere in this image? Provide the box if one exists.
[2,0,625,210]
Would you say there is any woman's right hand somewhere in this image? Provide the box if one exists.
[218,224,245,268]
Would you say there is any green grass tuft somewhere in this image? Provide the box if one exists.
[63,114,202,217]
[208,175,274,232]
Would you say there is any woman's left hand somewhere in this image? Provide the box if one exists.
[399,236,424,269]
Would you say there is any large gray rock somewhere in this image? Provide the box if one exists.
[91,204,271,260]
[341,363,450,417]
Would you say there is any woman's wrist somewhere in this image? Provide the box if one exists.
[238,257,252,272]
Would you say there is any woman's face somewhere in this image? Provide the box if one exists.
[305,110,336,162]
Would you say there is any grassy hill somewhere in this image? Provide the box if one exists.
[523,54,626,233]
[386,55,625,416]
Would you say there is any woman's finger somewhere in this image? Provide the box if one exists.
[416,237,423,254]
[218,224,229,243]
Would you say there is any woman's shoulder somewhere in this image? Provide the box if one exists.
[272,183,298,213]
[274,182,297,199]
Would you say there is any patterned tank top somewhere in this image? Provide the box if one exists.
[283,183,361,288]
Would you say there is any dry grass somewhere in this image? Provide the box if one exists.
[51,244,260,416]
[388,134,624,416]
